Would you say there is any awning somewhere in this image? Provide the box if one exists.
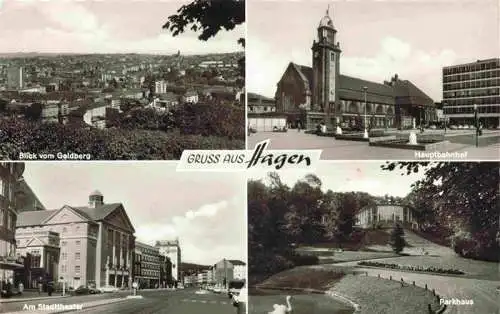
[0,261,24,270]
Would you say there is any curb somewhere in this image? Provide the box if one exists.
[55,297,130,314]
[253,286,360,312]
[436,304,447,314]
[0,295,70,304]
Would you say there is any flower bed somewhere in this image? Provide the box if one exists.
[358,261,465,275]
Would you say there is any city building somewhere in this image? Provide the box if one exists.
[275,9,434,130]
[155,240,181,283]
[15,178,46,213]
[15,230,60,288]
[355,204,417,229]
[7,67,24,90]
[247,92,276,114]
[133,241,160,289]
[155,80,168,94]
[0,163,26,287]
[16,190,136,288]
[442,58,500,127]
[183,90,199,104]
[213,259,247,288]
[159,254,173,288]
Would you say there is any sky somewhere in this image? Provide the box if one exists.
[22,162,246,266]
[247,0,500,101]
[0,0,244,54]
[249,161,426,198]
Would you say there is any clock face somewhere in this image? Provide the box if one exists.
[314,52,319,58]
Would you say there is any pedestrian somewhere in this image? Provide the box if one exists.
[38,282,43,295]
[18,282,24,295]
[47,282,53,296]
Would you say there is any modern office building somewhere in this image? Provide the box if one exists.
[133,241,160,289]
[275,9,435,130]
[442,58,500,127]
[6,67,24,90]
[16,191,136,288]
[0,163,26,287]
[155,239,181,282]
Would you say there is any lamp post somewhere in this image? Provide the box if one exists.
[473,104,479,147]
[363,86,368,138]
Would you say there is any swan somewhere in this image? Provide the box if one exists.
[268,295,292,314]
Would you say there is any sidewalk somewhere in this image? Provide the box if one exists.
[1,292,69,303]
[3,297,128,314]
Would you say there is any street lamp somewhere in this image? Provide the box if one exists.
[363,86,368,138]
[473,104,479,147]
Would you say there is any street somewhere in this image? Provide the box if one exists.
[247,130,500,160]
[0,289,237,314]
[64,289,236,314]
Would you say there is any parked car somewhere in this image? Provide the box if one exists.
[99,285,119,293]
[73,286,90,295]
[89,287,101,294]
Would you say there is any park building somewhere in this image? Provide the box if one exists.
[0,163,26,287]
[442,58,500,128]
[133,241,160,289]
[274,8,435,131]
[16,190,136,289]
[356,203,417,229]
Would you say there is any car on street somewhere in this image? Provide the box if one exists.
[73,286,90,295]
[99,285,120,293]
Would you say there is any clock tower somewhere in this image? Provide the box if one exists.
[312,6,341,114]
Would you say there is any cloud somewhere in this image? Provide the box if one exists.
[0,0,243,54]
[135,198,244,265]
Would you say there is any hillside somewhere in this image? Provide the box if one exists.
[180,262,211,275]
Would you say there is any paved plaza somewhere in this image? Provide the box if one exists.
[247,130,500,160]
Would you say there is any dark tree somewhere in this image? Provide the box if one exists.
[163,0,245,47]
[382,161,499,261]
[390,223,405,254]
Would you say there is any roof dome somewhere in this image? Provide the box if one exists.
[319,15,334,28]
[90,190,103,197]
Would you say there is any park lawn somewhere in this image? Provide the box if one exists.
[295,248,399,264]
[330,274,441,314]
[256,266,348,291]
[362,255,500,280]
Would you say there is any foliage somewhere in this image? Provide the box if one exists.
[163,0,245,46]
[0,118,243,160]
[390,223,405,254]
[358,261,464,275]
[382,162,499,261]
[248,173,378,279]
[172,103,245,139]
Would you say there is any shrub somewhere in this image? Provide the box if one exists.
[358,261,465,275]
[390,223,405,254]
[0,118,244,160]
[286,252,320,267]
[173,103,245,139]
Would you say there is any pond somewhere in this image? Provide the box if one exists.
[248,289,354,314]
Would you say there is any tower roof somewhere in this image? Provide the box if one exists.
[90,190,103,197]
[319,5,334,28]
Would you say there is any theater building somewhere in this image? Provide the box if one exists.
[16,191,135,288]
[275,9,435,130]
[442,58,500,128]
